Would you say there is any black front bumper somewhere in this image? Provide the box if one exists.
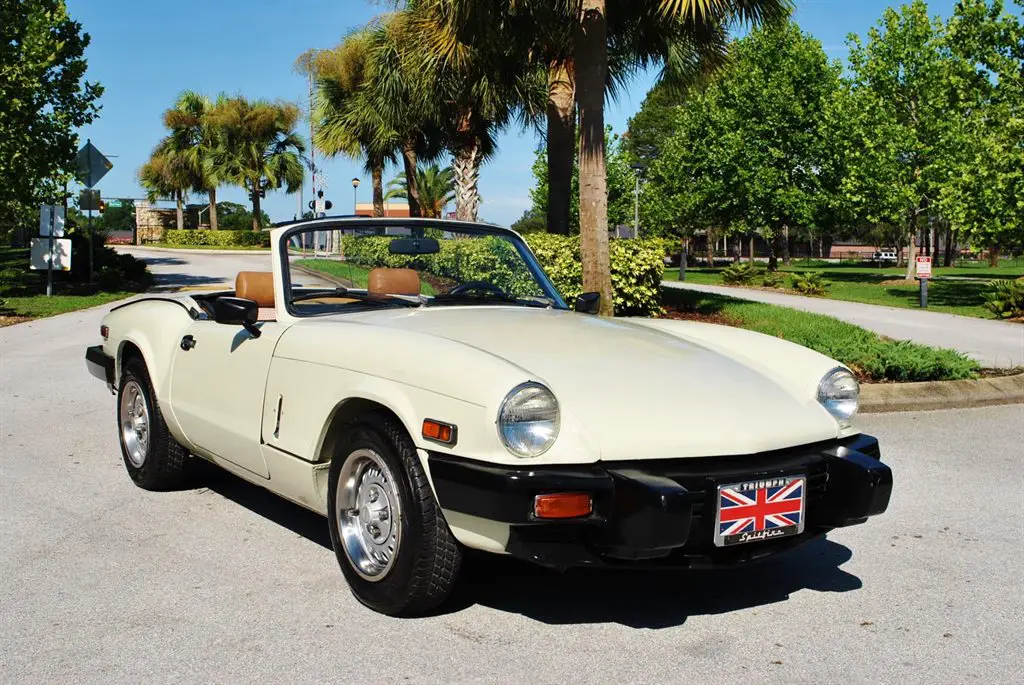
[429,434,892,569]
[85,345,115,389]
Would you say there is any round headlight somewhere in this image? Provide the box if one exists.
[497,382,560,457]
[817,367,860,427]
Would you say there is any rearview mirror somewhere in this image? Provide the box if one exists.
[212,297,261,338]
[574,292,600,315]
[389,238,440,255]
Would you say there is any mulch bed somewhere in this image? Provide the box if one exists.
[0,315,32,327]
[662,307,741,327]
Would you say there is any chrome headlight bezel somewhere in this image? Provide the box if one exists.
[496,382,560,458]
[817,367,860,427]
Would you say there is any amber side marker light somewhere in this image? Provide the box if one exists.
[422,419,456,445]
[534,493,593,519]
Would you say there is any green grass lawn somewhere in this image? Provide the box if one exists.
[662,287,981,382]
[664,259,1023,319]
[293,259,438,296]
[144,242,270,251]
[0,247,136,322]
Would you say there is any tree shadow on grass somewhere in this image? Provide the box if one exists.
[883,280,989,311]
[190,460,861,628]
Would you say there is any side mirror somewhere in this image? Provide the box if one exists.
[212,297,261,338]
[574,292,600,315]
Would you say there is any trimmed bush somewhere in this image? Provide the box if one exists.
[163,229,271,248]
[760,270,784,288]
[721,261,757,285]
[335,233,665,316]
[981,279,1024,319]
[791,271,831,296]
[525,234,665,316]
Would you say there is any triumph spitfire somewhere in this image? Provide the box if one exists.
[86,218,892,616]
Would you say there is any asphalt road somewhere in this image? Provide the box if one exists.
[116,246,274,290]
[2,291,1022,683]
[664,281,1024,369]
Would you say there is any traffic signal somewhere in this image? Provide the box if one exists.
[98,199,107,213]
[324,200,333,210]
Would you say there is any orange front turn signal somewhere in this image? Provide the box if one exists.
[422,419,455,445]
[534,493,593,519]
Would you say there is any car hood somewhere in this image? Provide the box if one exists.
[337,306,840,459]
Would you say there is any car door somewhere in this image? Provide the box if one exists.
[169,319,286,478]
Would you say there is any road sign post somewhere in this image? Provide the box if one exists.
[76,140,113,283]
[47,208,54,296]
[916,256,932,308]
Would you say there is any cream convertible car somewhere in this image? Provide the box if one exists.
[86,218,892,616]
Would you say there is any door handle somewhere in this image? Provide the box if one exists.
[180,335,196,351]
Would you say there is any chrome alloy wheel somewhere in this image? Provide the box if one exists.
[120,380,150,467]
[336,449,403,581]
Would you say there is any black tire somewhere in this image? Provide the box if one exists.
[117,357,187,490]
[327,412,462,616]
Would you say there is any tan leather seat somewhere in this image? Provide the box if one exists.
[235,271,275,321]
[368,268,420,297]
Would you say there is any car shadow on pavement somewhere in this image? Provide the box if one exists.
[450,537,862,628]
[136,257,186,266]
[192,462,861,628]
[149,274,228,291]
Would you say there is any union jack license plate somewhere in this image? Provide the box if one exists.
[714,475,806,547]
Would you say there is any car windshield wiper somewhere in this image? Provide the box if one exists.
[291,287,418,307]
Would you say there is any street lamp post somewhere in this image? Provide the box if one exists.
[630,164,646,238]
[351,177,361,215]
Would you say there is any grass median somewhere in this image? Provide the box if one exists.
[662,287,981,382]
[664,259,1024,319]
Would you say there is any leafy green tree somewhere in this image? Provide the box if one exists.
[163,91,226,230]
[529,128,633,233]
[935,0,1023,265]
[0,0,102,242]
[212,97,305,229]
[384,164,455,218]
[624,82,685,168]
[98,201,136,232]
[510,208,547,233]
[216,201,270,231]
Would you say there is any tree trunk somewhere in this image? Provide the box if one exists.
[401,141,422,218]
[903,215,918,280]
[175,191,184,230]
[748,235,755,264]
[944,227,954,267]
[767,235,778,272]
[705,229,715,268]
[989,245,1000,267]
[208,187,218,230]
[252,182,262,231]
[575,0,613,316]
[546,60,576,235]
[782,224,791,265]
[678,235,687,281]
[371,162,384,217]
[453,139,482,222]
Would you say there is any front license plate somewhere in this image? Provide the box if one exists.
[714,475,806,547]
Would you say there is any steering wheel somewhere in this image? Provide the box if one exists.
[447,281,508,298]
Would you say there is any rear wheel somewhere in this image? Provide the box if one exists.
[327,413,461,616]
[117,357,187,490]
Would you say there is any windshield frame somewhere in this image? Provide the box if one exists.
[278,218,568,318]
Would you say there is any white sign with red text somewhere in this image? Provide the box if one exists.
[916,256,932,278]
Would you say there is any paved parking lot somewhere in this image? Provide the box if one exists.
[1,295,1022,684]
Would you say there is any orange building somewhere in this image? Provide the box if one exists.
[354,202,410,218]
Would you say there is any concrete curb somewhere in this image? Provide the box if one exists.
[861,371,1024,413]
[291,264,353,287]
[116,245,270,255]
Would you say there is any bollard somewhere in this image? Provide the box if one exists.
[918,277,928,308]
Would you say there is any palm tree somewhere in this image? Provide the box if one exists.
[138,144,192,229]
[212,97,306,230]
[425,0,790,315]
[162,91,226,230]
[385,164,455,218]
[299,34,397,217]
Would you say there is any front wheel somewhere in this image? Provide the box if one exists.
[117,357,187,490]
[327,413,461,616]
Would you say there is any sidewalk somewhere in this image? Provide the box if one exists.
[663,281,1024,368]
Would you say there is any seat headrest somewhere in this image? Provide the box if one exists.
[235,271,275,307]
[368,268,420,297]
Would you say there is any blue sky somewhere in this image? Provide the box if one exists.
[68,0,962,226]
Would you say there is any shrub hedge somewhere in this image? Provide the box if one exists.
[335,233,666,316]
[163,229,271,248]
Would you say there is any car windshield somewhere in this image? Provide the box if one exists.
[282,220,567,316]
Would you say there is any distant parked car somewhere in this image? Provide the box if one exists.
[871,250,898,264]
